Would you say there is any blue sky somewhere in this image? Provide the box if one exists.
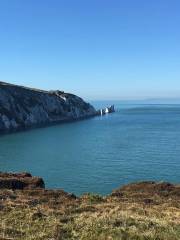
[0,0,180,100]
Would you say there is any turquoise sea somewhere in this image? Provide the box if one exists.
[0,102,180,195]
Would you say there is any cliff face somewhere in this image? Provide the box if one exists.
[0,172,45,190]
[0,82,96,133]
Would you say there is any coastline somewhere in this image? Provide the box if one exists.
[0,82,97,134]
[0,82,115,135]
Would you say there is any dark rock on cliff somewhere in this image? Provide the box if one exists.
[0,81,97,133]
[0,172,45,190]
[111,181,180,199]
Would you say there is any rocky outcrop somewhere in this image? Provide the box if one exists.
[97,105,115,115]
[111,181,180,199]
[0,82,97,133]
[0,172,45,190]
[1,172,179,199]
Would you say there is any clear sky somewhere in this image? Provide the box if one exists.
[0,0,180,100]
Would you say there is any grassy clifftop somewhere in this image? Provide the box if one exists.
[0,174,179,240]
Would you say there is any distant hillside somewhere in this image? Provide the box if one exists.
[0,82,96,133]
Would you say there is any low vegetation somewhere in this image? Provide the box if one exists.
[0,179,179,240]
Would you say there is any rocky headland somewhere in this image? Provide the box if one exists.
[0,172,179,240]
[0,82,97,133]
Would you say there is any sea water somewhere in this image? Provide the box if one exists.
[0,102,180,195]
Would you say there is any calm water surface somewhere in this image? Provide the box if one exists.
[0,102,180,195]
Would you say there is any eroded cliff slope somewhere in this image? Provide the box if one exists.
[0,82,96,133]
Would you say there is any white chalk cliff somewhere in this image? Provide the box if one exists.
[0,82,96,133]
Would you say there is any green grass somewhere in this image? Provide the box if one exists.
[0,182,180,240]
[0,202,179,240]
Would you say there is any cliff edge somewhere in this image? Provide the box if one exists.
[0,82,96,133]
[0,172,179,240]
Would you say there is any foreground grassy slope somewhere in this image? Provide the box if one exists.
[0,182,180,240]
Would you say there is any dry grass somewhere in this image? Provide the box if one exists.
[0,182,180,240]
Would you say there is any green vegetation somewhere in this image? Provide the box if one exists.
[0,182,180,240]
